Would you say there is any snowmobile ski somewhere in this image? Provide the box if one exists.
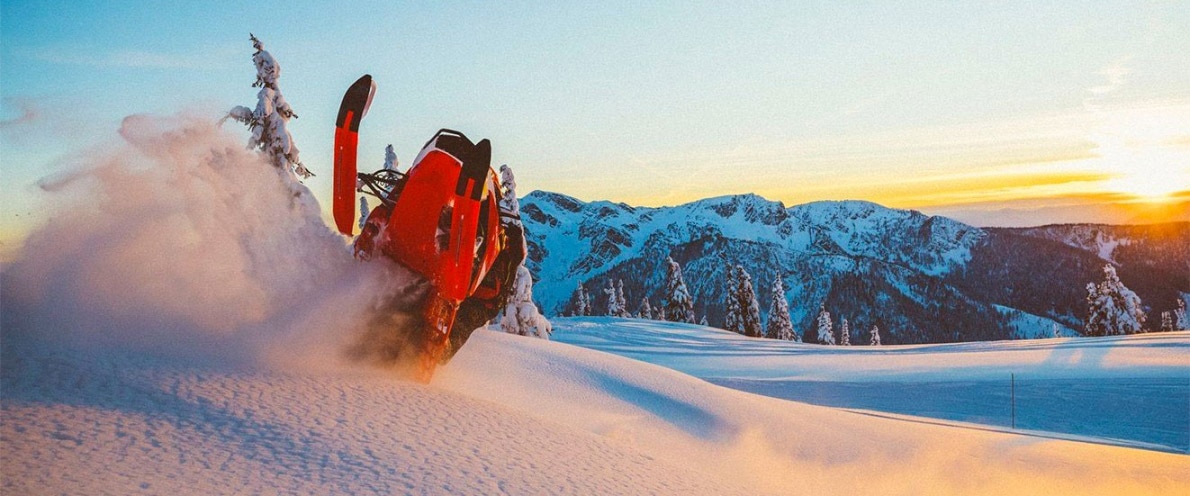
[333,74,376,236]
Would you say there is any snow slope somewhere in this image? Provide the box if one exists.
[5,326,1189,495]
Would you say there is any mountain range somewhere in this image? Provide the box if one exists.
[518,191,1189,344]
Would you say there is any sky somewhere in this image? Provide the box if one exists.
[2,0,1189,254]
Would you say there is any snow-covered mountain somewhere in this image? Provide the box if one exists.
[520,191,1190,343]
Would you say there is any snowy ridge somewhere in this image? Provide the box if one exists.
[522,191,980,311]
[520,191,1189,344]
[1009,224,1136,262]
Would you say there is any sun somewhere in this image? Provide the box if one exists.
[1103,160,1187,202]
[1087,109,1190,202]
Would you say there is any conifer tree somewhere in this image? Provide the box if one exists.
[494,165,549,339]
[1161,311,1174,332]
[615,279,629,318]
[604,279,621,317]
[583,285,592,316]
[699,314,709,326]
[571,283,589,317]
[663,256,696,323]
[638,297,653,320]
[765,277,796,341]
[737,266,762,337]
[357,197,370,230]
[869,324,881,346]
[383,144,398,170]
[1175,299,1188,331]
[839,318,851,346]
[724,265,741,334]
[501,266,552,338]
[225,34,310,179]
[1084,264,1146,336]
[816,305,835,345]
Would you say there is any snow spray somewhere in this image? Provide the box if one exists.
[0,113,424,372]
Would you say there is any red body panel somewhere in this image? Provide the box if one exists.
[377,149,504,303]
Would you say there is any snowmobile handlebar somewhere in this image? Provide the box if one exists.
[356,169,406,208]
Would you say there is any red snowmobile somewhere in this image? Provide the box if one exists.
[332,75,524,381]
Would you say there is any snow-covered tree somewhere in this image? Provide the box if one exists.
[224,34,310,179]
[699,314,709,326]
[493,165,549,339]
[869,325,881,346]
[1084,264,1146,336]
[816,306,835,345]
[1161,311,1174,332]
[1175,299,1188,331]
[1052,322,1061,338]
[839,318,851,346]
[638,297,653,320]
[724,265,741,334]
[357,197,370,230]
[501,265,552,339]
[604,279,623,317]
[737,266,762,337]
[765,277,796,341]
[499,164,520,218]
[570,283,590,317]
[614,278,633,316]
[383,144,398,170]
[663,256,696,323]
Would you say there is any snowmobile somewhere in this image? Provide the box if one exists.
[332,75,525,381]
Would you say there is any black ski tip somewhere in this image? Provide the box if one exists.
[337,74,374,131]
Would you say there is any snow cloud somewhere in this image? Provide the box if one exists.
[1,113,420,371]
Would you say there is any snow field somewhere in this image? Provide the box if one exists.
[551,317,1190,452]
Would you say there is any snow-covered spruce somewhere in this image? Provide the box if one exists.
[615,280,629,318]
[1084,264,1146,336]
[736,265,762,338]
[724,265,741,334]
[870,324,882,346]
[662,257,696,323]
[497,165,550,339]
[383,144,398,171]
[604,279,629,318]
[1175,299,1188,331]
[765,281,795,341]
[569,283,590,317]
[501,266,552,338]
[638,297,653,320]
[357,197,369,229]
[839,318,851,346]
[816,306,836,345]
[765,277,796,341]
[224,34,310,180]
[498,165,520,221]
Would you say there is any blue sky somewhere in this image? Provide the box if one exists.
[3,1,1189,246]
